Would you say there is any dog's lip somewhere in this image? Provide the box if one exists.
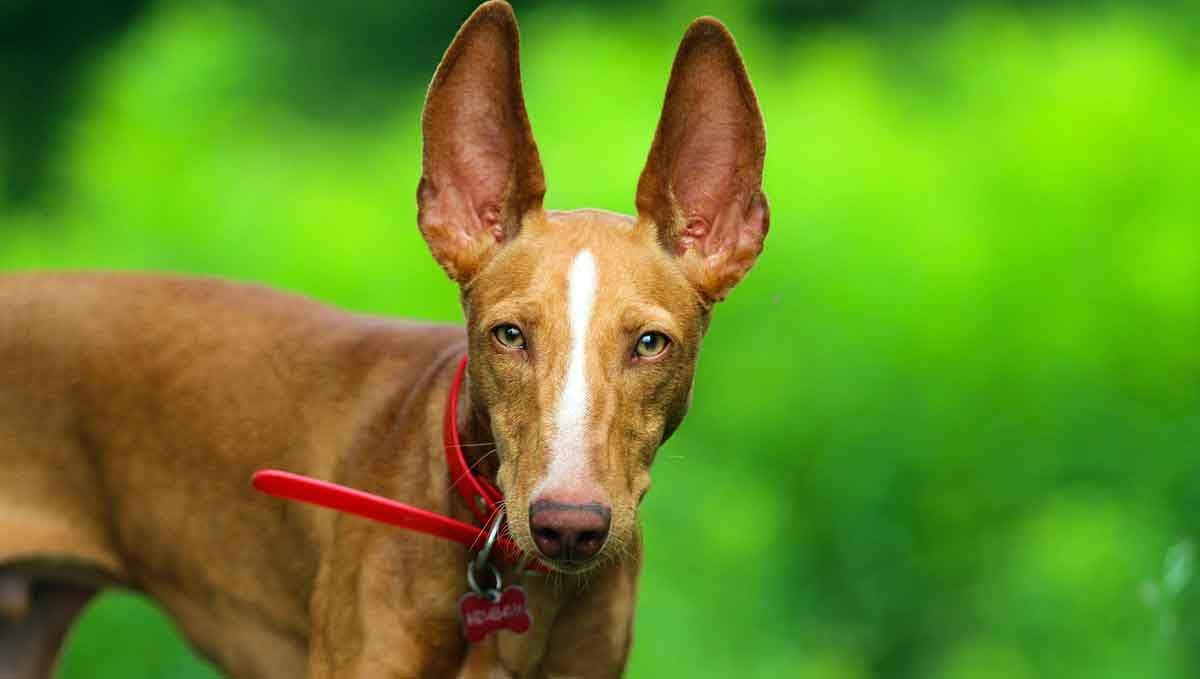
[511,535,605,574]
[538,557,602,574]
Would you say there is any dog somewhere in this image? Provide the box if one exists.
[0,1,767,676]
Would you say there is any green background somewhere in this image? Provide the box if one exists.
[2,0,1198,677]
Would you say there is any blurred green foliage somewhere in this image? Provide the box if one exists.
[3,0,1199,677]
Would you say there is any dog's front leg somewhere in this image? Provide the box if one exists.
[305,523,468,678]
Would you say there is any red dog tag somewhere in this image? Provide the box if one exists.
[459,585,532,642]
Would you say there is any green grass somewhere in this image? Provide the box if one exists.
[2,1,1197,677]
[58,595,222,679]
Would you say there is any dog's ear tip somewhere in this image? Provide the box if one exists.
[681,16,737,47]
[477,0,515,11]
[686,16,730,34]
[445,1,520,63]
[465,1,519,30]
[675,17,753,86]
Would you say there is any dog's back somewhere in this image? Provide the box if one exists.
[0,272,463,678]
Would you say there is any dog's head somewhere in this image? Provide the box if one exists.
[417,1,766,572]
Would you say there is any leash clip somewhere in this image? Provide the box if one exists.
[466,510,505,602]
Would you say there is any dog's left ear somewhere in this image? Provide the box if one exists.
[418,1,545,283]
[636,18,768,303]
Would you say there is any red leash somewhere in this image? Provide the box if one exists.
[252,356,545,572]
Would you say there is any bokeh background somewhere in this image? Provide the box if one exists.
[3,0,1198,676]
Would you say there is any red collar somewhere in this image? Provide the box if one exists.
[443,355,504,524]
[253,355,544,571]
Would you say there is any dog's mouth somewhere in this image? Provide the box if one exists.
[536,536,612,574]
[543,558,602,574]
[525,546,613,575]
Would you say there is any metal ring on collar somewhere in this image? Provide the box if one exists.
[467,510,505,601]
[474,509,504,575]
[466,559,502,602]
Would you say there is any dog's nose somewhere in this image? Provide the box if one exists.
[528,499,611,564]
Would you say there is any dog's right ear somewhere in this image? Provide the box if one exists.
[417,1,545,283]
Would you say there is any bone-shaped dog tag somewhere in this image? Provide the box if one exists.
[459,585,532,642]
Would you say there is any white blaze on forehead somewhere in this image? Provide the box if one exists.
[540,249,597,492]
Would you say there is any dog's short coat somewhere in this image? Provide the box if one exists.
[0,2,767,676]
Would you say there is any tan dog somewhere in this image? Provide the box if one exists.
[0,2,767,677]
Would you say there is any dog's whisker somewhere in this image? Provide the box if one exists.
[465,448,498,473]
[446,448,498,493]
[466,500,507,553]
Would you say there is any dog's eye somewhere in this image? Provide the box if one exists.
[634,331,670,359]
[493,324,526,350]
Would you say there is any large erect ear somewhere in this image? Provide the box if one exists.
[417,1,545,283]
[636,18,768,303]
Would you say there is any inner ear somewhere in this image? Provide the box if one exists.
[418,1,545,283]
[636,17,768,302]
